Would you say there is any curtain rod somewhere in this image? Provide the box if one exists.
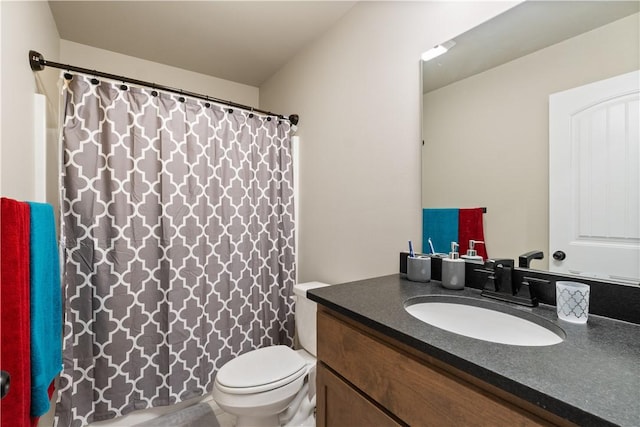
[29,50,299,125]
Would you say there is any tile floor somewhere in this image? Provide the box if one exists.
[204,396,236,427]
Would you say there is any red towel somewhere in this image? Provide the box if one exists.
[458,207,489,260]
[1,197,32,427]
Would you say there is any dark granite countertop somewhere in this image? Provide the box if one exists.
[308,274,640,427]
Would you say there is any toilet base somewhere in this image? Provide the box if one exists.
[235,414,280,427]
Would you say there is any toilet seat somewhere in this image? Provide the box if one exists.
[215,346,308,395]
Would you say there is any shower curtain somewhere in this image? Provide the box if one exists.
[55,75,296,426]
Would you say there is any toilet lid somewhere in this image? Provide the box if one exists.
[216,346,308,394]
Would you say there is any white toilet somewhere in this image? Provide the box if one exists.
[212,282,329,427]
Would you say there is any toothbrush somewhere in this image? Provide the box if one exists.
[428,238,435,254]
[408,241,415,258]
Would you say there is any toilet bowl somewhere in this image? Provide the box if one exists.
[211,282,329,427]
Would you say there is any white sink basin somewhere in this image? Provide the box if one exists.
[405,296,565,346]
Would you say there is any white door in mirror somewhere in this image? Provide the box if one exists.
[549,70,640,284]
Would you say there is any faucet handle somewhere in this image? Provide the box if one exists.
[512,276,548,307]
[518,250,544,268]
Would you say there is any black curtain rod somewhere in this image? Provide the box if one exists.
[29,50,299,125]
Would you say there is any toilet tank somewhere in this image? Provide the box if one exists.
[293,281,330,357]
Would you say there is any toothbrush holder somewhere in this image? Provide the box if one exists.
[407,256,431,283]
[556,281,590,324]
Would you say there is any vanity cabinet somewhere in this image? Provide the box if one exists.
[316,363,402,427]
[316,306,573,427]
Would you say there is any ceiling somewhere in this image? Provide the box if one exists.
[48,1,640,91]
[422,1,640,93]
[48,1,357,87]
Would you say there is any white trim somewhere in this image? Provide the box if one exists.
[292,135,300,284]
[34,93,47,202]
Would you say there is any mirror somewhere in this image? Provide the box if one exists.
[421,1,639,281]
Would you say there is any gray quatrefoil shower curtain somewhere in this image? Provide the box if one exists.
[54,75,296,426]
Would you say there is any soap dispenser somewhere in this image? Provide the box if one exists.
[461,240,484,264]
[442,242,465,290]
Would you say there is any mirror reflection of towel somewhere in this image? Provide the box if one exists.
[422,208,488,259]
[422,208,458,254]
[459,208,488,260]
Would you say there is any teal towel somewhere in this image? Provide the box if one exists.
[28,202,62,417]
[423,208,459,254]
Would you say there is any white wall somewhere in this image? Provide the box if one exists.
[0,2,61,425]
[59,40,259,108]
[422,13,640,268]
[1,0,60,203]
[260,1,516,284]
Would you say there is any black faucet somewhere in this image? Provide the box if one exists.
[477,259,542,307]
[518,250,544,268]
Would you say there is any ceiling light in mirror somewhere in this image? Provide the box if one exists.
[421,40,456,62]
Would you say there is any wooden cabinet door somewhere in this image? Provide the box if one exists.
[317,308,559,426]
[316,362,403,427]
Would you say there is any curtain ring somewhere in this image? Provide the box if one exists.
[64,71,73,80]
